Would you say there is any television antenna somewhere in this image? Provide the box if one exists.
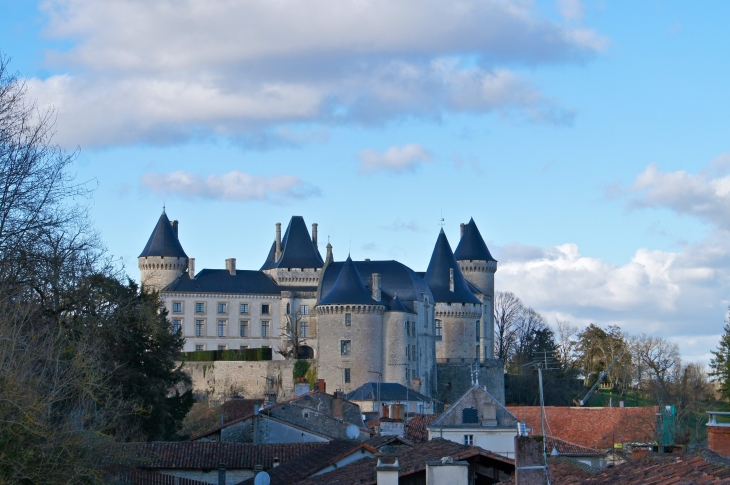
[523,351,559,484]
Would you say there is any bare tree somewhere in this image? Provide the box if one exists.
[276,310,311,360]
[493,291,524,361]
[634,334,680,405]
[555,319,578,369]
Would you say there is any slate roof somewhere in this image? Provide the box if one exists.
[319,260,433,308]
[139,212,187,258]
[164,269,282,294]
[430,384,518,429]
[454,218,496,262]
[345,383,432,403]
[424,229,481,304]
[507,406,658,450]
[261,216,324,270]
[388,295,410,312]
[294,438,514,485]
[119,442,324,470]
[236,440,376,485]
[404,414,441,443]
[365,435,414,450]
[501,451,730,484]
[319,256,380,305]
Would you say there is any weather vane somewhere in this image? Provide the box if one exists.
[438,210,445,228]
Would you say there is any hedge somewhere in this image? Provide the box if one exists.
[179,347,273,362]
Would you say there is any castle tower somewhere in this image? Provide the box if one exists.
[315,256,385,392]
[260,216,324,286]
[138,210,188,292]
[424,229,482,361]
[454,218,497,361]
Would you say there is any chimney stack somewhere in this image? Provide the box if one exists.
[707,411,730,456]
[316,379,326,392]
[273,457,280,468]
[218,463,226,485]
[375,457,401,485]
[426,457,469,485]
[171,220,179,237]
[188,258,196,277]
[226,258,236,275]
[275,222,282,261]
[460,223,465,238]
[449,268,454,292]
[514,435,547,485]
[325,242,333,265]
[312,223,318,247]
[333,390,344,420]
[372,273,381,301]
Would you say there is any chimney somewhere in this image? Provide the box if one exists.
[514,435,547,485]
[188,258,196,277]
[381,403,389,418]
[226,258,236,275]
[265,389,277,408]
[312,223,318,246]
[253,403,259,415]
[275,222,282,261]
[218,463,226,485]
[372,273,381,301]
[460,223,465,238]
[376,457,400,485]
[449,268,454,292]
[273,457,280,468]
[426,457,469,485]
[333,390,344,420]
[325,243,333,265]
[707,411,730,456]
[316,379,326,392]
[171,220,179,237]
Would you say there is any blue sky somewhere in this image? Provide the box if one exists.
[3,0,730,363]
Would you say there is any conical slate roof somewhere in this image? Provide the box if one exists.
[139,211,187,258]
[454,218,496,262]
[261,216,324,270]
[388,295,409,312]
[260,241,277,270]
[319,256,379,305]
[424,229,480,304]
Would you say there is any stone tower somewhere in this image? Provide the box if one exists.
[424,229,482,361]
[138,210,188,292]
[315,256,385,392]
[454,218,497,361]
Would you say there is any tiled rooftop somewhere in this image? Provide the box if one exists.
[507,406,658,450]
[220,399,263,422]
[120,442,324,470]
[294,438,514,485]
[547,436,605,457]
[404,413,440,443]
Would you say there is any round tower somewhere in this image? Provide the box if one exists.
[315,256,385,392]
[138,210,188,292]
[454,218,497,360]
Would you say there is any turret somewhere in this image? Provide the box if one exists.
[454,218,497,360]
[138,209,188,292]
[261,216,324,286]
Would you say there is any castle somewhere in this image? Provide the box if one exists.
[138,212,501,400]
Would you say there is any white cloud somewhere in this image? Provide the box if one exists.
[383,219,424,232]
[140,170,320,203]
[28,0,606,147]
[359,144,432,173]
[628,154,730,229]
[494,233,730,364]
[557,0,586,21]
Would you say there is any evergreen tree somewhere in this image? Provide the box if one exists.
[710,315,730,401]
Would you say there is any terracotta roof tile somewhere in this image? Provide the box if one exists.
[547,436,605,457]
[120,442,324,470]
[404,414,440,443]
[507,406,658,450]
[220,399,263,422]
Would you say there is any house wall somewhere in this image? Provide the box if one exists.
[258,418,330,444]
[157,469,253,485]
[428,427,516,458]
[183,360,298,403]
[434,303,481,360]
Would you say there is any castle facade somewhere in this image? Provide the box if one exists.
[138,212,497,397]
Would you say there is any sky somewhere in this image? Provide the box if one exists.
[2,0,729,364]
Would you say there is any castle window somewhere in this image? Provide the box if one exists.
[405,322,410,337]
[172,302,182,313]
[195,344,204,351]
[286,303,291,314]
[240,321,249,337]
[344,368,351,384]
[218,344,227,351]
[344,313,351,326]
[411,345,416,361]
[240,303,249,314]
[195,302,205,313]
[301,321,309,338]
[476,320,480,341]
[406,346,410,359]
[218,303,227,314]
[218,320,227,337]
[195,320,204,337]
[172,319,182,334]
[411,322,416,336]
[261,321,270,338]
[435,319,442,336]
[476,345,480,361]
[240,345,248,350]
[463,435,474,446]
[341,340,351,356]
[261,304,270,315]
[300,305,309,315]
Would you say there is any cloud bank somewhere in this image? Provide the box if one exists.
[28,0,606,147]
[359,144,432,173]
[140,170,320,203]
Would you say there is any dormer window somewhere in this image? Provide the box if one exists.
[462,408,479,424]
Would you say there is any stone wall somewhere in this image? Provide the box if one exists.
[182,360,302,403]
[436,359,505,405]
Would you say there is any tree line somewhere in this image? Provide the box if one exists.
[0,55,192,484]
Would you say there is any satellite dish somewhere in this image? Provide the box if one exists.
[254,472,271,485]
[346,424,360,440]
